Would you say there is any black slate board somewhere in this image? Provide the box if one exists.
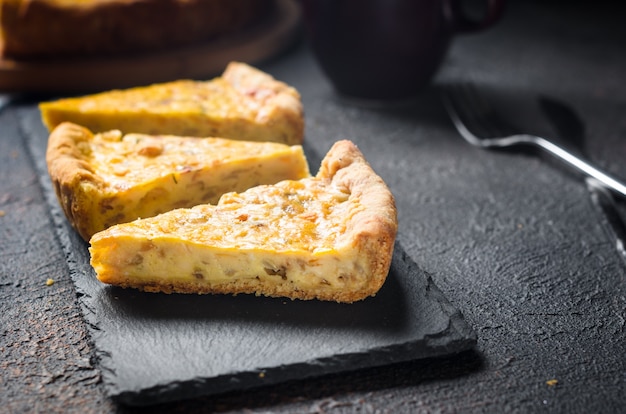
[17,104,476,406]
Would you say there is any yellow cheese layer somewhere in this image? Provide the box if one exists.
[89,130,307,190]
[105,178,351,250]
[39,63,304,145]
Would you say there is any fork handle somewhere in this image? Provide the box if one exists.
[532,136,626,199]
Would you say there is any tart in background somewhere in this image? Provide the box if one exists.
[0,0,272,60]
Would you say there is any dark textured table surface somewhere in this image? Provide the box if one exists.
[2,1,626,413]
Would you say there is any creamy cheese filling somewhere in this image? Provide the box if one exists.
[75,79,254,118]
[105,178,352,252]
[86,131,306,189]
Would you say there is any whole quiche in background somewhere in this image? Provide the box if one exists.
[0,0,272,59]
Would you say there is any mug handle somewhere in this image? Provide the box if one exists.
[444,0,506,33]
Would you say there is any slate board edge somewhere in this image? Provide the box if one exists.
[110,240,478,406]
[17,104,477,407]
[116,328,476,406]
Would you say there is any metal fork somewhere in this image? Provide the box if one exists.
[442,83,626,199]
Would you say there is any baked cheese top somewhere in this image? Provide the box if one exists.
[104,177,351,252]
[87,129,308,191]
[61,78,252,118]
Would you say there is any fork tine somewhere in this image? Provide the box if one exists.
[463,83,522,137]
[456,83,502,138]
[444,82,517,140]
[458,83,493,136]
[442,83,485,146]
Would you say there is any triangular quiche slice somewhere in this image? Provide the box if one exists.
[39,62,304,145]
[47,122,310,241]
[89,140,398,303]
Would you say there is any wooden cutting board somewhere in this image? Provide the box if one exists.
[0,0,301,94]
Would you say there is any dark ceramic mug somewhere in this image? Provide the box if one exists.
[302,0,505,100]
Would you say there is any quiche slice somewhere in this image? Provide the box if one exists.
[39,62,304,145]
[89,140,398,303]
[47,122,310,242]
